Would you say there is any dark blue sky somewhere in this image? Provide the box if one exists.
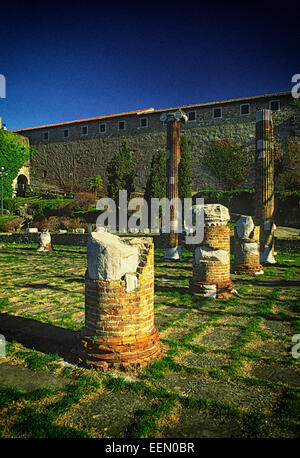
[0,1,299,130]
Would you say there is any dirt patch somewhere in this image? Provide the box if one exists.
[161,373,280,413]
[249,362,300,387]
[178,351,230,370]
[161,406,244,438]
[0,361,72,392]
[193,328,242,349]
[63,392,150,437]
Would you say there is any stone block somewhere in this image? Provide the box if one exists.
[87,232,140,281]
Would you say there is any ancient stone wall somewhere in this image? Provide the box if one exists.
[13,93,298,193]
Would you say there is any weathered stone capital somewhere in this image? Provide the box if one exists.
[160,109,188,124]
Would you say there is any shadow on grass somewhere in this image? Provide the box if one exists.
[0,313,80,363]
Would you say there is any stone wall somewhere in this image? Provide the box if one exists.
[0,231,300,252]
[13,92,299,194]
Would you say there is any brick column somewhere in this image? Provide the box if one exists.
[160,109,187,259]
[255,109,276,264]
[189,204,234,299]
[80,233,161,371]
[233,215,263,274]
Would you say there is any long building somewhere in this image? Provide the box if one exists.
[11,91,300,194]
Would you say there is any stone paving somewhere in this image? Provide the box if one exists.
[0,243,299,438]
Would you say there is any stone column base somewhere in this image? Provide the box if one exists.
[79,327,161,371]
[189,279,234,299]
[37,243,53,252]
[164,246,182,259]
[233,263,263,274]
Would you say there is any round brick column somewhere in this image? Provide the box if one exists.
[80,237,161,371]
[189,204,234,299]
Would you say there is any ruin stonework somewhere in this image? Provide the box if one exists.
[37,230,53,252]
[189,204,234,298]
[80,232,161,371]
[12,92,298,194]
[233,215,263,274]
[255,109,276,264]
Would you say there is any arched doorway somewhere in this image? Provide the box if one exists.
[17,174,28,197]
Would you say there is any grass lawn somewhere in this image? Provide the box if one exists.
[0,243,299,438]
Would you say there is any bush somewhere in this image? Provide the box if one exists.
[0,130,34,198]
[1,216,25,232]
[144,149,166,202]
[203,139,252,190]
[107,141,135,202]
[275,137,300,191]
[179,135,192,199]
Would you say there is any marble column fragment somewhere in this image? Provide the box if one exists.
[233,215,263,274]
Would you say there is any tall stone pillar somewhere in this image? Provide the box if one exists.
[80,232,161,371]
[189,204,234,299]
[255,109,276,264]
[160,109,188,259]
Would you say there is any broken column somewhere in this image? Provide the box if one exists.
[255,109,276,264]
[37,230,53,251]
[80,232,161,371]
[160,109,187,259]
[233,215,263,274]
[189,204,234,299]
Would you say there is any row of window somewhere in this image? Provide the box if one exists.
[210,99,280,120]
[42,100,281,141]
[43,117,148,140]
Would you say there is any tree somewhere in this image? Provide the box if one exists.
[0,130,33,198]
[106,141,135,202]
[179,135,192,200]
[89,175,103,196]
[144,149,166,202]
[203,139,251,190]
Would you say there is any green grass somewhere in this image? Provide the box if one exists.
[0,245,299,438]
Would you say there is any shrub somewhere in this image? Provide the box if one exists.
[106,141,135,202]
[3,216,25,232]
[203,139,252,190]
[0,130,34,198]
[275,137,300,191]
[144,149,166,202]
[179,135,192,200]
[73,192,97,211]
[89,175,103,197]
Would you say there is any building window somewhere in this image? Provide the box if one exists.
[43,131,49,140]
[63,128,69,138]
[139,117,148,128]
[269,100,280,111]
[187,111,196,121]
[99,122,106,133]
[118,120,126,130]
[81,125,88,136]
[240,103,250,115]
[212,107,222,119]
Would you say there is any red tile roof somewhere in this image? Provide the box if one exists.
[10,91,290,132]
